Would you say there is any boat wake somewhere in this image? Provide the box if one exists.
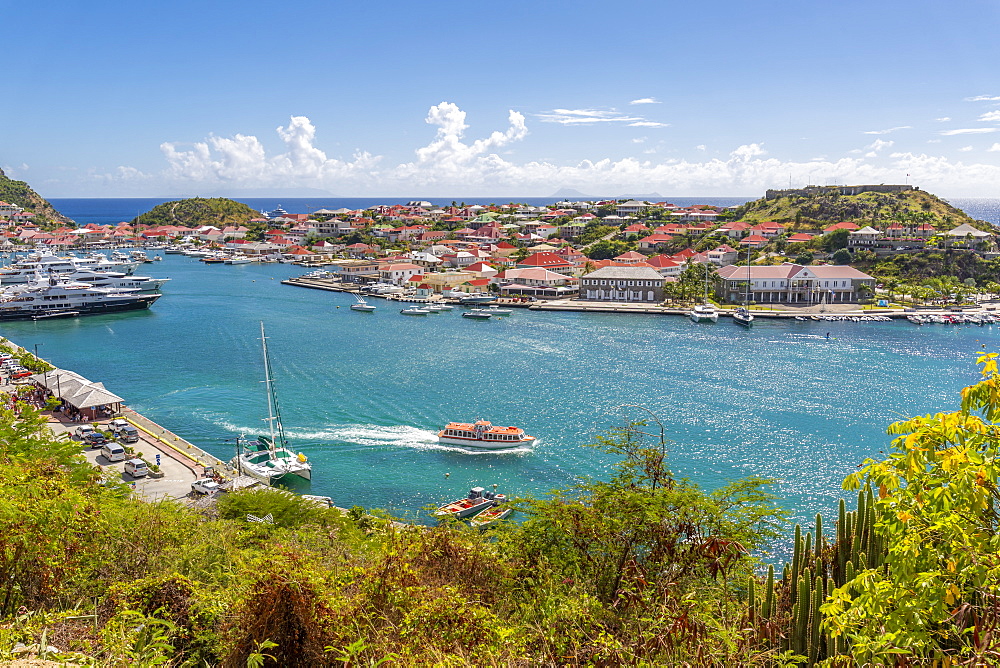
[300,423,534,455]
[205,418,533,455]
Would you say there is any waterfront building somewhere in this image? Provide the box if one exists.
[516,252,576,275]
[579,266,665,303]
[715,263,875,303]
[421,271,476,293]
[493,267,578,299]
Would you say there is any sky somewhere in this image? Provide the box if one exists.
[4,0,1000,198]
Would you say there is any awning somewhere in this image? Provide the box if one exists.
[30,368,124,409]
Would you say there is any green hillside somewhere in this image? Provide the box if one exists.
[732,188,984,232]
[0,166,69,226]
[133,197,259,228]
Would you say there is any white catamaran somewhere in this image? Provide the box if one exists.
[230,322,312,484]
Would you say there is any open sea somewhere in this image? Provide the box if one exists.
[6,197,997,543]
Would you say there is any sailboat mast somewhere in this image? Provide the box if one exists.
[260,321,280,450]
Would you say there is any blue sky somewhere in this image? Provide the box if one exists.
[4,0,1000,197]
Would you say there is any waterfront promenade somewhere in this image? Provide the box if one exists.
[0,346,234,502]
[282,273,994,319]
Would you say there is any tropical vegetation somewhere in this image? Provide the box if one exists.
[132,198,260,229]
[4,349,1000,664]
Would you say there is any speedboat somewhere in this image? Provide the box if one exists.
[434,487,495,520]
[462,309,492,319]
[400,306,429,315]
[438,420,535,449]
[689,303,719,323]
[459,293,495,304]
[350,295,376,312]
[484,305,513,316]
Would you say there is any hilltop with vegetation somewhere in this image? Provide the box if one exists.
[0,167,69,226]
[731,187,985,232]
[132,197,259,228]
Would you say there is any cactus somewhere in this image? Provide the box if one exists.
[762,564,775,619]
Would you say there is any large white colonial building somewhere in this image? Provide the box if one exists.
[715,263,875,303]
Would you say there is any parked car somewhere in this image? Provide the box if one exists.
[124,459,148,478]
[100,443,127,462]
[118,425,140,444]
[191,478,221,495]
[75,424,96,440]
[109,418,129,433]
[83,432,108,447]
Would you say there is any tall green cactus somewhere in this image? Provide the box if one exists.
[762,564,775,619]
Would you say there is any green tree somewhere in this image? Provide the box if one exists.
[824,351,1000,663]
[831,248,852,265]
[820,229,850,252]
[501,416,786,619]
[584,240,632,260]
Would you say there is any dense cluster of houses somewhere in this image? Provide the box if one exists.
[4,196,993,305]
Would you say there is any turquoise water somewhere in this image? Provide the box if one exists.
[0,255,990,528]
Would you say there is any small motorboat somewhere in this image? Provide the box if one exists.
[485,306,513,316]
[434,487,495,520]
[469,494,513,528]
[462,309,492,320]
[350,295,376,312]
[400,306,430,316]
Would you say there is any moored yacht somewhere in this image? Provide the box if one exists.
[689,303,719,323]
[0,274,161,320]
[0,251,138,284]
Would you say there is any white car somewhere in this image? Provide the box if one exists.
[191,478,221,495]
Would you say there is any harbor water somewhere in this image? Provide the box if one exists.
[0,253,990,528]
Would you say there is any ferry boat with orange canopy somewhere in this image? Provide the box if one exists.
[437,420,536,449]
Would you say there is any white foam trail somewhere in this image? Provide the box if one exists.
[297,423,534,455]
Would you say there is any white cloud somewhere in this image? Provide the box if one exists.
[631,137,647,144]
[965,95,1000,101]
[537,107,667,127]
[927,139,942,143]
[935,117,951,122]
[978,110,1000,122]
[629,98,660,105]
[393,103,528,185]
[537,108,644,125]
[862,126,911,135]
[864,138,894,157]
[940,128,998,135]
[160,115,381,187]
[80,102,1000,198]
[696,145,707,151]
[989,143,1000,152]
[959,146,974,152]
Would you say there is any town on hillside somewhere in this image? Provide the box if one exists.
[2,189,995,307]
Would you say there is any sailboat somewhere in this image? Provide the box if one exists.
[688,263,719,323]
[230,322,312,484]
[733,250,754,328]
